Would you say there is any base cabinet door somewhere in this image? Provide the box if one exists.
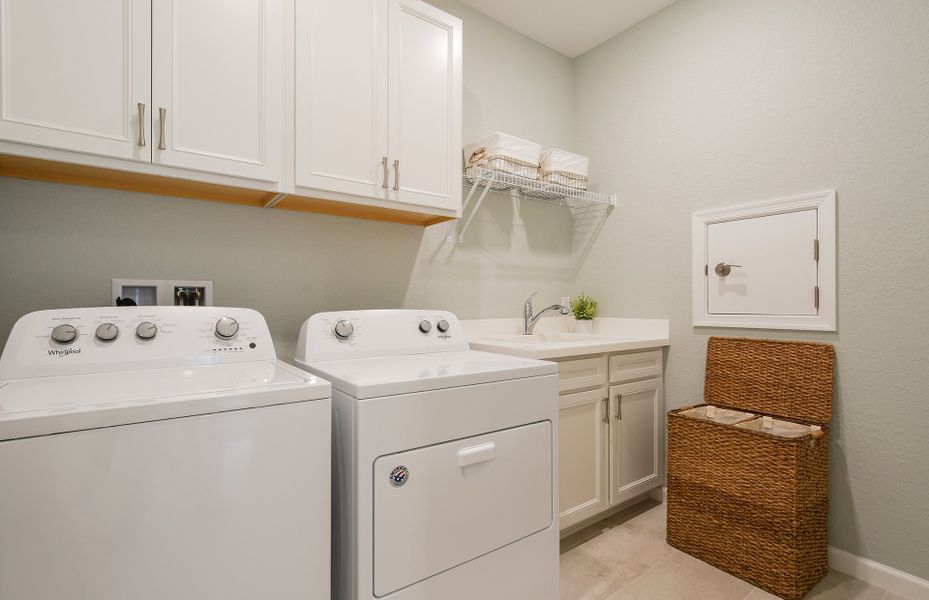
[151,0,283,181]
[0,0,151,161]
[558,388,609,530]
[608,378,662,506]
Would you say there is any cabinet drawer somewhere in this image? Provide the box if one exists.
[609,350,662,384]
[557,356,608,394]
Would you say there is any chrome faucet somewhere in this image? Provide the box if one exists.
[523,291,569,335]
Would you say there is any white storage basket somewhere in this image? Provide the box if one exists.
[463,132,541,180]
[539,148,589,190]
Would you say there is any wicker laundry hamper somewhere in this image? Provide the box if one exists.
[667,337,835,600]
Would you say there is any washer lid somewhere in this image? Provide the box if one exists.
[0,361,330,441]
[298,350,557,399]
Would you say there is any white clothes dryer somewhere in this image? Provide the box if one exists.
[0,306,331,600]
[294,309,560,600]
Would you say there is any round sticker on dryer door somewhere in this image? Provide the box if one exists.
[388,466,410,487]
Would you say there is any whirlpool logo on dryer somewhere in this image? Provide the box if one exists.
[48,348,81,357]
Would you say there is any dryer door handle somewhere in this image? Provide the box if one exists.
[456,442,496,467]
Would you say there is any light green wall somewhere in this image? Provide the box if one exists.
[574,0,929,579]
[0,0,579,357]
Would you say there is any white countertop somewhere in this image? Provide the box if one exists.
[463,317,669,359]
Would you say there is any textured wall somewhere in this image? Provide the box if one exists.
[574,0,929,578]
[0,0,579,357]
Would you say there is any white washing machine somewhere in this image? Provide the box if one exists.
[0,306,332,600]
[294,309,560,600]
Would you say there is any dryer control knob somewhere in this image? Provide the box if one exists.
[436,319,450,333]
[51,324,78,344]
[95,322,119,342]
[214,317,240,339]
[333,320,354,340]
[418,320,432,334]
[136,321,157,340]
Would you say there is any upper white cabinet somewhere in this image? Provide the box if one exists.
[0,0,283,183]
[692,190,836,331]
[151,0,283,181]
[387,0,461,211]
[294,0,387,198]
[0,0,151,161]
[295,0,462,214]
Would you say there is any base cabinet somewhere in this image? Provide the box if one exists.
[558,388,610,530]
[609,377,663,505]
[558,349,664,532]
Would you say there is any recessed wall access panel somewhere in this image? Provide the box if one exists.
[692,191,836,331]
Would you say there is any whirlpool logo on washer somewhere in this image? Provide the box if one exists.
[48,348,81,357]
[388,466,410,487]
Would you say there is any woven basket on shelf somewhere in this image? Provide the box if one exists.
[667,337,835,600]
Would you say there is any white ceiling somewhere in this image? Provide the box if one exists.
[457,0,679,57]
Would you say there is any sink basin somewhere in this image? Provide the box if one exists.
[478,333,618,345]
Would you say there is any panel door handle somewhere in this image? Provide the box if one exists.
[602,396,610,424]
[381,156,389,188]
[393,159,400,191]
[714,262,742,277]
[615,393,623,420]
[136,103,146,147]
[457,442,495,467]
[158,107,167,150]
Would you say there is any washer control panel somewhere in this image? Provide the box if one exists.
[297,309,469,363]
[0,307,277,379]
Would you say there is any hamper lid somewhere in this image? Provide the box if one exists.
[704,337,834,425]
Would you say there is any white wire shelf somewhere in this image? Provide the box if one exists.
[462,167,616,208]
[450,167,617,243]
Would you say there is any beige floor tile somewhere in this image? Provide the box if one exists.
[560,544,652,600]
[881,592,912,600]
[740,570,887,600]
[575,517,678,569]
[601,552,754,600]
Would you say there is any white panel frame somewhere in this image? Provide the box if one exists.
[692,190,837,331]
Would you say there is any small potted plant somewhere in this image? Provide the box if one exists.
[570,293,598,334]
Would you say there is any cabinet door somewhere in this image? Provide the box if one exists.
[386,0,461,212]
[0,0,151,161]
[558,388,609,530]
[609,378,662,506]
[152,0,283,181]
[294,0,388,197]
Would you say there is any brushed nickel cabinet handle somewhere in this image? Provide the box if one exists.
[137,103,146,147]
[382,156,389,188]
[393,159,399,191]
[616,394,623,420]
[602,396,610,424]
[158,107,167,150]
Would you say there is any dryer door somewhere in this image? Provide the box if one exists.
[373,420,552,596]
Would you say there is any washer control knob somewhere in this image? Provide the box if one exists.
[333,320,354,340]
[436,319,450,333]
[51,324,78,344]
[95,323,119,342]
[214,316,240,340]
[418,320,432,334]
[136,321,157,340]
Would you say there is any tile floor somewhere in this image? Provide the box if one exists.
[559,500,909,600]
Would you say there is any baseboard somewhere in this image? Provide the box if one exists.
[648,485,667,503]
[829,546,929,600]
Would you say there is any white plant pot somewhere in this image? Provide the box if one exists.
[574,319,594,334]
